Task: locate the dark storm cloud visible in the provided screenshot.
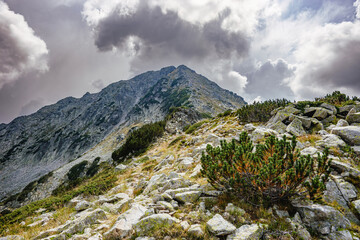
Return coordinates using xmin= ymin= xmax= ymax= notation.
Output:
xmin=245 ymin=59 xmax=295 ymax=100
xmin=308 ymin=40 xmax=360 ymax=93
xmin=94 ymin=1 xmax=249 ymax=60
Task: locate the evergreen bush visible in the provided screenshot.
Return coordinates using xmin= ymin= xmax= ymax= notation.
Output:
xmin=112 ymin=121 xmax=165 ymax=163
xmin=237 ymin=99 xmax=290 ymax=123
xmin=201 ymin=132 xmax=331 ymax=205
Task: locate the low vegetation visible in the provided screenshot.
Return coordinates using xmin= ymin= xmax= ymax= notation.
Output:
xmin=0 ymin=164 xmax=117 ymax=234
xmin=237 ymin=99 xmax=291 ymax=123
xmin=184 ymin=120 xmax=208 ymax=134
xmin=201 ymin=132 xmax=331 ymax=206
xmin=112 ymin=121 xmax=166 ymax=163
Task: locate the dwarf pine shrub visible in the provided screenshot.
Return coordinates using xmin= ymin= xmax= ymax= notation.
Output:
xmin=201 ymin=132 xmax=331 ymax=205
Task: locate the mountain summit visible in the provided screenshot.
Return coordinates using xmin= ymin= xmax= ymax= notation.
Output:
xmin=0 ymin=65 xmax=246 ymax=200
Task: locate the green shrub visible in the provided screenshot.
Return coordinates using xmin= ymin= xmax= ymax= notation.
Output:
xmin=315 ymin=91 xmax=358 ymax=106
xmin=237 ymin=99 xmax=290 ymax=123
xmin=67 ymin=161 xmax=88 ymax=181
xmin=217 ymin=109 xmax=233 ymax=117
xmin=169 ymin=136 xmax=185 ymax=147
xmin=185 ymin=121 xmax=207 ymax=134
xmin=112 ymin=121 xmax=165 ymax=163
xmin=86 ymin=157 xmax=100 ymax=177
xmin=0 ymin=165 xmax=117 ymax=233
xmin=201 ymin=132 xmax=331 ymax=205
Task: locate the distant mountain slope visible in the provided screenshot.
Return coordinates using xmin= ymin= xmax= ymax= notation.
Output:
xmin=0 ymin=65 xmax=246 ymax=200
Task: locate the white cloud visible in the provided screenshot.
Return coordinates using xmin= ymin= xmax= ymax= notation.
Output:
xmin=0 ymin=1 xmax=48 ymax=89
xmin=355 ymin=0 xmax=360 ymax=19
xmin=289 ymin=21 xmax=360 ymax=99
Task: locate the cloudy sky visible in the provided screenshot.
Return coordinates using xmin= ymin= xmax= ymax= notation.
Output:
xmin=0 ymin=0 xmax=360 ymax=123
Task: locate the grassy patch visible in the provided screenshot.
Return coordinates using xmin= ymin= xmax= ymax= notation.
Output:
xmin=0 ymin=164 xmax=117 ymax=234
xmin=185 ymin=120 xmax=208 ymax=134
xmin=168 ymin=135 xmax=185 ymax=147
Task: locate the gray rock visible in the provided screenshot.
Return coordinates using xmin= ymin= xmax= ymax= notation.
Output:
xmin=321 ymin=103 xmax=337 ymax=114
xmin=304 ymin=107 xmax=331 ymax=120
xmin=267 ymin=106 xmax=300 ymax=126
xmin=316 ymin=134 xmax=346 ymax=148
xmin=295 ymin=204 xmax=350 ymax=235
xmin=143 ymin=174 xmax=168 ymax=194
xmin=352 ymin=200 xmax=360 ymax=215
xmin=206 ymin=214 xmax=236 ymax=236
xmin=178 ymin=157 xmax=194 ymax=170
xmin=289 ymin=115 xmax=313 ymax=129
xmin=225 ymin=203 xmax=245 ymax=216
xmin=286 ymin=118 xmax=307 ymax=136
xmin=331 ymin=126 xmax=360 ymax=145
xmin=188 ymin=224 xmax=204 ymax=238
xmin=337 ymin=119 xmax=349 ymax=127
xmin=244 ymin=124 xmax=256 ymax=132
xmin=226 ymin=224 xmax=263 ymax=240
xmin=346 ymin=112 xmax=360 ymax=124
xmin=326 ymin=230 xmax=353 ymax=240
xmin=300 ymin=147 xmax=319 ymax=156
xmin=74 ymin=200 xmax=92 ymax=211
xmin=322 ymin=115 xmax=336 ymax=126
xmin=165 ymin=108 xmax=201 ymax=134
xmin=135 ymin=214 xmax=180 ymax=235
xmin=268 ymin=121 xmax=287 ymax=134
xmin=164 ymin=186 xmax=202 ymax=198
xmin=180 ymin=221 xmax=190 ymax=230
xmin=174 ymin=191 xmax=202 ymax=203
xmin=115 ymin=164 xmax=128 ymax=172
xmin=0 ymin=236 xmax=25 ymax=240
xmin=104 ymin=204 xmax=147 ymax=239
xmin=205 ymin=134 xmax=221 ymax=146
xmin=88 ymin=233 xmax=103 ymax=240
xmin=251 ymin=127 xmax=278 ymax=142
xmin=157 ymin=201 xmax=175 ymax=211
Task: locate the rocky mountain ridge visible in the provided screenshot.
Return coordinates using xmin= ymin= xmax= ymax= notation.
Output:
xmin=0 ymin=65 xmax=246 ymax=201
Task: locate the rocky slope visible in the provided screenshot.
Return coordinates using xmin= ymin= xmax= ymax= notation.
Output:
xmin=0 ymin=65 xmax=246 ymax=201
xmin=2 ymin=100 xmax=360 ymax=240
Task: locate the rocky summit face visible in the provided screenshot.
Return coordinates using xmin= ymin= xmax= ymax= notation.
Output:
xmin=0 ymin=65 xmax=246 ymax=201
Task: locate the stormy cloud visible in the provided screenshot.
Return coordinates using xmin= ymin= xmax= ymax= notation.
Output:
xmin=92 ymin=1 xmax=249 ymax=60
xmin=0 ymin=1 xmax=48 ymax=89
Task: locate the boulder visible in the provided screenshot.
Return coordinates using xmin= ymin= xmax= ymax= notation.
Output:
xmin=164 ymin=186 xmax=202 ymax=198
xmin=300 ymin=147 xmax=319 ymax=156
xmin=268 ymin=121 xmax=287 ymax=134
xmin=165 ymin=108 xmax=201 ymax=134
xmin=75 ymin=200 xmax=92 ymax=211
xmin=251 ymin=127 xmax=278 ymax=142
xmin=295 ymin=204 xmax=350 ymax=235
xmin=104 ymin=204 xmax=147 ymax=239
xmin=115 ymin=164 xmax=127 ymax=172
xmin=135 ymin=214 xmax=180 ymax=235
xmin=322 ymin=115 xmax=336 ymax=126
xmin=225 ymin=203 xmax=245 ymax=216
xmin=243 ymin=124 xmax=256 ymax=132
xmin=326 ymin=230 xmax=353 ymax=240
xmin=286 ymin=118 xmax=306 ymax=136
xmin=206 ymin=214 xmax=236 ymax=236
xmin=226 ymin=224 xmax=263 ymax=240
xmin=339 ymin=105 xmax=355 ymax=116
xmin=346 ymin=112 xmax=360 ymax=124
xmin=331 ymin=126 xmax=360 ymax=145
xmin=321 ymin=103 xmax=337 ymax=114
xmin=316 ymin=134 xmax=346 ymax=148
xmin=188 ymin=224 xmax=204 ymax=238
xmin=336 ymin=119 xmax=349 ymax=127
xmin=174 ymin=191 xmax=202 ymax=203
xmin=0 ymin=236 xmax=25 ymax=240
xmin=178 ymin=157 xmax=194 ymax=170
xmin=267 ymin=106 xmax=300 ymax=126
xmin=289 ymin=115 xmax=313 ymax=129
xmin=304 ymin=107 xmax=331 ymax=120
xmin=352 ymin=200 xmax=360 ymax=215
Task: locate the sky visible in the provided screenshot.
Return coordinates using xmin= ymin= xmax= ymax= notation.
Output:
xmin=0 ymin=0 xmax=360 ymax=123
